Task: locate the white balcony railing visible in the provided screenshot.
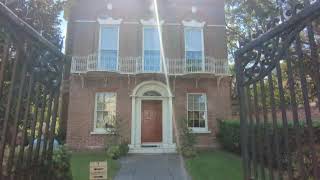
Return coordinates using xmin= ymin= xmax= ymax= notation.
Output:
xmin=71 ymin=54 xmax=229 ymax=75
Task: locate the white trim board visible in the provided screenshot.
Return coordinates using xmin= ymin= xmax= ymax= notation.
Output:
xmin=97 ymin=17 xmax=123 ymax=25
xmin=73 ymin=19 xmax=225 ymax=28
xmin=74 ymin=20 xmax=96 ymax=23
xmin=123 ymin=21 xmax=139 ymax=25
xmin=182 ymin=20 xmax=206 ymax=27
xmin=207 ymin=24 xmax=226 ymax=28
xmin=140 ymin=18 xmax=164 ymax=26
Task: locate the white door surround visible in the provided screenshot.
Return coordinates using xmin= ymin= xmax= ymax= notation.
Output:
xmin=129 ymin=81 xmax=176 ymax=153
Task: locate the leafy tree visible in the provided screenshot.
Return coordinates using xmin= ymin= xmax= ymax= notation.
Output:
xmin=226 ymin=0 xmax=320 ymax=106
xmin=2 ymin=0 xmax=65 ymax=44
xmin=0 ymin=0 xmax=65 ymax=145
xmin=225 ymin=0 xmax=279 ymax=62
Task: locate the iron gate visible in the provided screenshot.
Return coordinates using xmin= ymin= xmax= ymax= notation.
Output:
xmin=0 ymin=2 xmax=69 ymax=180
xmin=236 ymin=0 xmax=320 ymax=180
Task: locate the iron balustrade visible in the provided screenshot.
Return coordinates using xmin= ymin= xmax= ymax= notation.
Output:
xmin=71 ymin=53 xmax=229 ymax=75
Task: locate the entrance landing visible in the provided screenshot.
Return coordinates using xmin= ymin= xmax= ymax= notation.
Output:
xmin=114 ymin=154 xmax=191 ymax=180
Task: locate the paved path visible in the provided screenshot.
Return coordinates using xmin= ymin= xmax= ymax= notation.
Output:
xmin=114 ymin=154 xmax=191 ymax=180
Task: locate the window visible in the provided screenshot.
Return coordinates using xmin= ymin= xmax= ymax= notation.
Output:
xmin=94 ymin=92 xmax=116 ymax=133
xmin=184 ymin=28 xmax=204 ymax=72
xmin=99 ymin=26 xmax=119 ymax=71
xmin=187 ymin=93 xmax=208 ymax=131
xmin=143 ymin=91 xmax=161 ymax=96
xmin=143 ymin=27 xmax=161 ymax=72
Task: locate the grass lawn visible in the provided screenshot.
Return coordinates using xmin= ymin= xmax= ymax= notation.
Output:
xmin=186 ymin=150 xmax=243 ymax=180
xmin=71 ymin=151 xmax=120 ymax=180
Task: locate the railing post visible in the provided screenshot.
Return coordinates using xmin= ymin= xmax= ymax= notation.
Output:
xmin=235 ymin=54 xmax=250 ymax=180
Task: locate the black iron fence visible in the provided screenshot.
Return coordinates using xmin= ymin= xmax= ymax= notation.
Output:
xmin=236 ymin=0 xmax=320 ymax=180
xmin=0 ymin=2 xmax=69 ymax=180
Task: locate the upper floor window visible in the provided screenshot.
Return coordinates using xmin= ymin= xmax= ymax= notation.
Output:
xmin=99 ymin=26 xmax=119 ymax=71
xmin=184 ymin=28 xmax=204 ymax=72
xmin=143 ymin=27 xmax=161 ymax=72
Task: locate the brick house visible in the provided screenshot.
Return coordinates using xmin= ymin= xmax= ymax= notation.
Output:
xmin=66 ymin=0 xmax=231 ymax=153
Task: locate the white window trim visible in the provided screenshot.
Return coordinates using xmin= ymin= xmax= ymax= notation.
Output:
xmin=142 ymin=26 xmax=163 ymax=73
xmin=98 ymin=17 xmax=122 ymax=71
xmin=187 ymin=93 xmax=210 ymax=133
xmin=92 ymin=92 xmax=117 ymax=134
xmin=182 ymin=20 xmax=206 ymax=28
xmin=98 ymin=17 xmax=123 ymax=25
xmin=140 ymin=18 xmax=164 ymax=26
xmin=183 ymin=26 xmax=205 ymax=72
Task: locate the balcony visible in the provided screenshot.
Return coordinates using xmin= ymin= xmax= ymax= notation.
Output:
xmin=71 ymin=54 xmax=229 ymax=75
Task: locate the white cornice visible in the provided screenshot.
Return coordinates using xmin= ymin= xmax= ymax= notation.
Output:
xmin=182 ymin=20 xmax=206 ymax=28
xmin=97 ymin=17 xmax=122 ymax=25
xmin=74 ymin=20 xmax=96 ymax=23
xmin=207 ymin=24 xmax=226 ymax=28
xmin=140 ymin=18 xmax=164 ymax=26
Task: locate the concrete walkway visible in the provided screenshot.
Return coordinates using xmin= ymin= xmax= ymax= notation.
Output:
xmin=114 ymin=154 xmax=191 ymax=180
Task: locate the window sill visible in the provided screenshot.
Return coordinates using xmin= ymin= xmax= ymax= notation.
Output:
xmin=90 ymin=130 xmax=115 ymax=135
xmin=190 ymin=129 xmax=211 ymax=134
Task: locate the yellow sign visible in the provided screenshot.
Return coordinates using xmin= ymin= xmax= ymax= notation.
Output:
xmin=90 ymin=161 xmax=108 ymax=180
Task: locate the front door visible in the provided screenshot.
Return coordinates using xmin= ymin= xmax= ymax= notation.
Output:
xmin=141 ymin=100 xmax=162 ymax=143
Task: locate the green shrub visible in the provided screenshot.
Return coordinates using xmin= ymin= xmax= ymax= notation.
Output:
xmin=107 ymin=145 xmax=121 ymax=160
xmin=180 ymin=146 xmax=197 ymax=158
xmin=217 ymin=120 xmax=241 ymax=153
xmin=50 ymin=146 xmax=73 ymax=180
xmin=291 ymin=145 xmax=320 ymax=180
xmin=119 ymin=142 xmax=129 ymax=157
xmin=217 ymin=119 xmax=320 ymax=179
xmin=104 ymin=113 xmax=130 ymax=159
xmin=179 ymin=118 xmax=197 ymax=158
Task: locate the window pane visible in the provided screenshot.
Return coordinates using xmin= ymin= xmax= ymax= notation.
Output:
xmin=194 ymin=120 xmax=200 ymax=128
xmin=101 ymin=26 xmax=118 ymax=50
xmin=188 ymin=95 xmax=194 ymax=110
xmin=200 ymin=120 xmax=205 ymax=128
xmin=187 ymin=94 xmax=207 ymax=128
xmin=194 ymin=97 xmax=201 ymax=111
xmin=144 ymin=28 xmax=160 ymax=50
xmin=144 ymin=27 xmax=160 ymax=72
xmin=143 ymin=91 xmax=161 ymax=96
xmin=96 ymin=111 xmax=105 ymax=129
xmin=105 ymin=112 xmax=116 ymax=128
xmin=95 ymin=93 xmax=116 ymax=130
xmin=144 ymin=50 xmax=160 ymax=72
xmin=100 ymin=50 xmax=117 ymax=70
xmin=188 ymin=94 xmax=206 ymax=111
xmin=199 ymin=95 xmax=206 ymax=111
xmin=185 ymin=28 xmax=203 ymax=72
xmin=186 ymin=51 xmax=202 ymax=72
xmin=185 ymin=28 xmax=202 ymax=51
xmin=104 ymin=93 xmax=116 ymax=112
xmin=199 ymin=111 xmax=206 ymax=121
xmin=194 ymin=111 xmax=200 ymax=121
xmin=97 ymin=93 xmax=105 ymax=111
xmin=186 ymin=51 xmax=202 ymax=61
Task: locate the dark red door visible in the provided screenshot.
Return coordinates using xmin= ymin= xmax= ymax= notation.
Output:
xmin=141 ymin=100 xmax=162 ymax=143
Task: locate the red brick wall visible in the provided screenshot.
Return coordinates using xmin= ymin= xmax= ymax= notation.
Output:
xmin=66 ymin=74 xmax=232 ymax=150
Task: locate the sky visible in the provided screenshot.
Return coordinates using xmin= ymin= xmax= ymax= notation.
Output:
xmin=59 ymin=11 xmax=67 ymax=53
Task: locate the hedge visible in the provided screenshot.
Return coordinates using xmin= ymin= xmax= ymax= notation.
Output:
xmin=217 ymin=119 xmax=320 ymax=178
